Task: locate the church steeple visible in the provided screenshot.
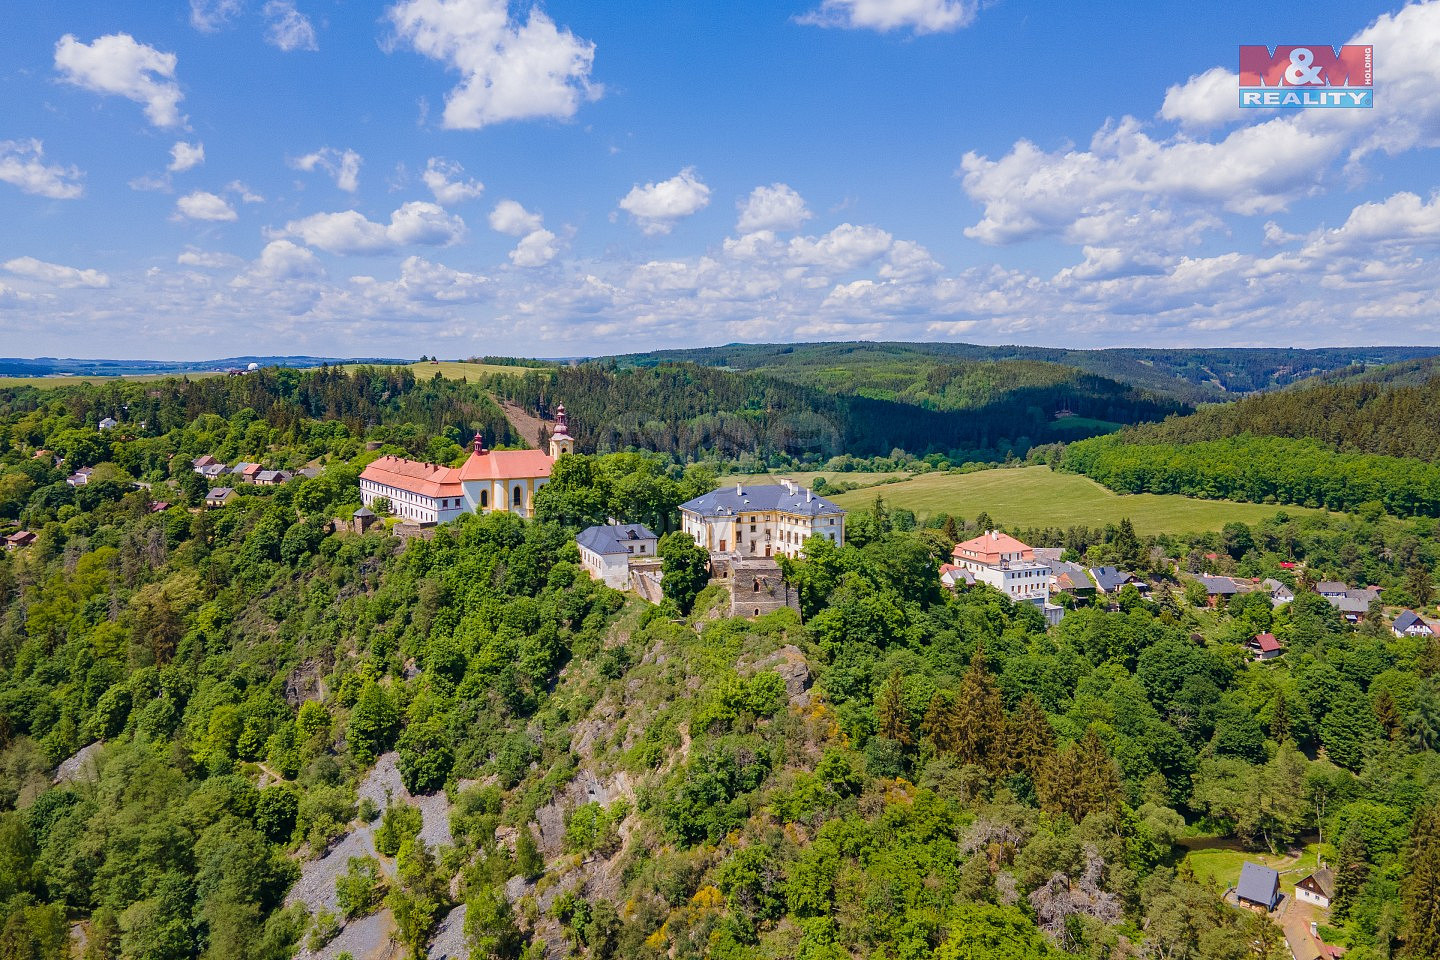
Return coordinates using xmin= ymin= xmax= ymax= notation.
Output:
xmin=472 ymin=432 xmax=486 ymax=455
xmin=548 ymin=403 xmax=573 ymax=458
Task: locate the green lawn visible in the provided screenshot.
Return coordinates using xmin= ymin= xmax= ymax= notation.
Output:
xmin=337 ymin=360 xmax=545 ymax=381
xmin=0 ymin=371 xmax=230 ymax=389
xmin=830 ymin=465 xmax=1333 ymax=535
xmin=729 ymin=470 xmax=909 ymax=490
xmin=1183 ymin=844 xmax=1321 ymax=896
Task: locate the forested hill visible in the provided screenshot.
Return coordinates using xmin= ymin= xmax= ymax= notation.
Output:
xmin=1117 ymin=373 xmax=1440 ymax=461
xmin=485 ymin=361 xmax=1186 ymax=461
xmin=612 ymin=341 xmax=1440 ymax=404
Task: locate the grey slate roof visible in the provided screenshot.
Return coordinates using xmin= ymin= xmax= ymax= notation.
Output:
xmin=1090 ymin=566 xmax=1136 ymax=593
xmin=1033 ymin=547 xmax=1064 ymax=563
xmin=206 ymin=487 xmax=234 ymax=499
xmin=576 ymin=523 xmax=659 ymax=556
xmin=680 ymin=483 xmax=843 ymax=518
xmin=353 ymin=506 xmax=375 ymax=518
xmin=1316 ymin=581 xmax=1348 ymax=595
xmin=1197 ymin=575 xmax=1240 ymax=595
xmin=1236 ymin=862 xmax=1280 ymax=909
xmin=1394 ymin=610 xmax=1428 ymax=632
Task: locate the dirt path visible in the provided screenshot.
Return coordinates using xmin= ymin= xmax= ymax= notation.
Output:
xmin=495 ymin=398 xmax=547 ymax=449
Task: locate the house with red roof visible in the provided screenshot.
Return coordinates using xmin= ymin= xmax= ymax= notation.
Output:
xmin=357 ymin=404 xmax=574 ymax=525
xmin=1247 ymin=632 xmax=1283 ymax=661
xmin=949 ymin=530 xmax=1053 ymax=608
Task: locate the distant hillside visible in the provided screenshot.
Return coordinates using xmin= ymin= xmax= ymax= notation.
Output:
xmin=485 ymin=361 xmax=1186 ymax=460
xmin=613 ymin=341 xmax=1440 ymax=404
xmin=0 ymin=355 xmax=406 ymax=378
xmin=1119 ymin=373 xmax=1440 ymax=461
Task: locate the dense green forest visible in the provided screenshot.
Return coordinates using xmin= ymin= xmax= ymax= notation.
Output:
xmin=2 ymin=364 xmax=1440 ymax=959
xmin=614 ymin=341 xmax=1440 ymax=404
xmin=1060 ymin=435 xmax=1440 ymax=518
xmin=1117 ymin=375 xmax=1440 ymax=461
xmin=485 ymin=362 xmax=1183 ymax=463
xmin=1060 ymin=371 xmax=1440 ymax=516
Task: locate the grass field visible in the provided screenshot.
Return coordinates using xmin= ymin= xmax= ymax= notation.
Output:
xmin=0 ymin=371 xmax=230 ymax=389
xmin=337 ymin=360 xmax=544 ymax=381
xmin=729 ymin=470 xmax=910 ymax=490
xmin=1183 ymin=843 xmax=1321 ymax=896
xmin=830 ymin=465 xmax=1332 ymax=534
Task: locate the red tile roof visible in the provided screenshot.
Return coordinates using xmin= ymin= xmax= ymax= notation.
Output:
xmin=457 ymin=448 xmax=554 ymax=482
xmin=360 ymin=456 xmax=463 ymax=499
xmin=951 ymin=530 xmax=1033 ymax=565
xmin=1252 ymin=632 xmax=1281 ymax=652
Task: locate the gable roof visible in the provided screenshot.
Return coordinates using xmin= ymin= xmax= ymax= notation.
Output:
xmin=1250 ymin=633 xmax=1281 ymax=652
xmin=1197 ymin=575 xmax=1240 ymax=594
xmin=1236 ymin=862 xmax=1280 ymax=907
xmin=1298 ymin=867 xmax=1335 ymax=900
xmin=1394 ymin=610 xmax=1430 ymax=633
xmin=1089 ymin=566 xmax=1137 ymax=592
xmin=457 ymin=447 xmax=554 ymax=482
xmin=576 ymin=523 xmax=659 ymax=556
xmin=1316 ymin=581 xmax=1348 ymax=594
xmin=360 ymin=456 xmax=463 ymax=499
xmin=680 ymin=483 xmax=844 ymax=519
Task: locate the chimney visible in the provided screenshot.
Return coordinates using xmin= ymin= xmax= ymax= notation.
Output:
xmin=806 ymin=489 xmax=812 ymax=503
xmin=736 ymin=481 xmax=742 ymax=495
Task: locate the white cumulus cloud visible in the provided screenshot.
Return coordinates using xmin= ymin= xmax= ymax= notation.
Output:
xmin=1160 ymin=66 xmax=1251 ymax=130
xmin=4 ymin=256 xmax=110 ymax=288
xmin=351 ymin=255 xmax=490 ymax=304
xmin=788 ymin=223 xmax=894 ymax=273
xmin=386 ymin=0 xmax=601 ymax=130
xmin=232 ymin=239 xmax=325 ymax=288
xmin=619 ymin=167 xmax=711 ymax=235
xmin=737 ymin=183 xmax=812 ymax=233
xmin=510 ymin=228 xmax=558 ymax=267
xmin=423 ymin=157 xmax=484 ymax=205
xmin=169 ymin=141 xmax=205 ymax=172
xmin=176 ymin=191 xmax=238 ymax=221
xmin=0 ymin=140 xmax=83 ymax=199
xmin=281 ymin=202 xmax=466 ymax=255
xmin=290 ymin=147 xmax=362 ymax=192
xmin=488 ymin=199 xmax=543 ymax=235
xmin=263 ymin=1 xmax=319 ymax=51
xmin=54 ymin=33 xmax=184 ymax=128
xmin=798 ymin=0 xmax=979 ymax=34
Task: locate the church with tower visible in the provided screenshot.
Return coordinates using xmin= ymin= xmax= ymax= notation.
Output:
xmin=358 ymin=404 xmax=574 ymax=524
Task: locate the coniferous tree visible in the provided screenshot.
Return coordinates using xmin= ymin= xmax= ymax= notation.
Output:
xmin=953 ymin=648 xmax=1006 ymax=772
xmin=1331 ymin=832 xmax=1368 ymax=921
xmin=1007 ymin=693 xmax=1056 ymax=778
xmin=876 ymin=670 xmax=914 ymax=747
xmin=1403 ymin=804 xmax=1440 ymax=958
xmin=921 ymin=690 xmax=961 ymax=754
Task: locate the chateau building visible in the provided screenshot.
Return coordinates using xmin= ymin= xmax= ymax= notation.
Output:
xmin=679 ymin=479 xmax=844 ymax=559
xmin=358 ymin=404 xmax=574 ymax=524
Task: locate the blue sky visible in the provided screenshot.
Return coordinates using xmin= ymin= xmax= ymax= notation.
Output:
xmin=2 ymin=0 xmax=1439 ymax=359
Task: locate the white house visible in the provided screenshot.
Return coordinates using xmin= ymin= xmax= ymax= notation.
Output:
xmin=358 ymin=405 xmax=574 ymax=525
xmin=576 ymin=523 xmax=659 ymax=589
xmin=679 ymin=480 xmax=844 ymax=559
xmin=1393 ymin=610 xmax=1435 ymax=638
xmin=1295 ymin=867 xmax=1335 ymax=909
xmin=950 ymin=530 xmax=1053 ymax=608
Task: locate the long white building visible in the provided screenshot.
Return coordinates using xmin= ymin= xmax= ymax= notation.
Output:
xmin=357 ymin=405 xmax=574 ymax=524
